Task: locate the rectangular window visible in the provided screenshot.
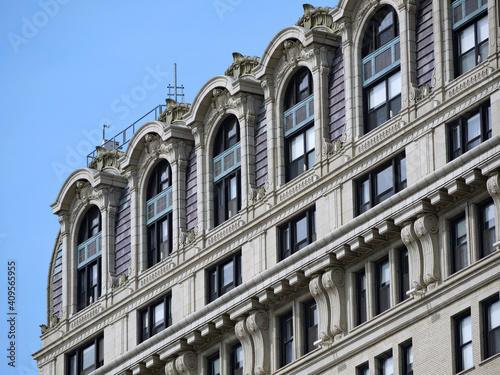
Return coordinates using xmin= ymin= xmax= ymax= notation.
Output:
xmin=377 ymin=351 xmax=394 ymax=375
xmin=66 ymin=334 xmax=104 ymax=375
xmin=479 ymin=198 xmax=496 ymax=258
xmin=450 ymin=214 xmax=468 ymax=274
xmin=214 ymin=170 xmax=241 ymax=227
xmin=138 ymin=293 xmax=172 ymax=343
xmin=357 ymin=362 xmax=370 ymax=375
xmin=401 ymin=341 xmax=413 ymax=375
xmin=452 ymin=0 xmax=488 ymax=77
xmin=449 ymin=101 xmax=491 ymax=160
xmin=455 ymin=311 xmax=473 ymax=373
xmin=483 ymin=294 xmax=500 ymax=359
xmin=376 ymin=257 xmax=391 ymax=315
xmin=77 ymin=258 xmax=101 ymax=311
xmin=398 ymin=247 xmax=410 ymax=303
xmin=286 ymin=125 xmax=315 ymax=182
xmin=357 ymin=269 xmax=367 ymax=325
xmin=280 ymin=311 xmax=294 ymax=367
xmin=356 ymin=153 xmax=407 ymax=215
xmin=208 ymin=352 xmax=220 ymax=375
xmin=303 ymin=299 xmax=318 ymax=354
xmin=206 ymin=252 xmax=242 ymax=303
xmin=230 ymin=342 xmax=243 ymax=375
xmin=147 ymin=213 xmax=172 ymax=268
xmin=278 ymin=206 xmax=316 ymax=260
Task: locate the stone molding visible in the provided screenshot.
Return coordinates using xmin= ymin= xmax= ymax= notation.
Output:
xmin=158 ymin=99 xmax=191 ymax=124
xmin=275 ymin=40 xmax=316 ymax=89
xmin=207 ymin=219 xmax=245 ymax=247
xmin=278 ymin=173 xmax=319 ymax=202
xmin=88 ymin=147 xmax=124 ymax=172
xmin=447 ymin=64 xmax=493 ymax=98
xmin=295 ymin=4 xmax=337 ymax=34
xmin=414 ymin=214 xmax=440 ymax=289
xmin=401 ymin=221 xmax=424 ymax=295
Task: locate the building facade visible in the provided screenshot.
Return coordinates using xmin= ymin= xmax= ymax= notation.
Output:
xmin=33 ymin=1 xmax=500 ymax=374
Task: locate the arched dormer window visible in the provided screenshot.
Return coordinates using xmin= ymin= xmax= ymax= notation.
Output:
xmin=362 ymin=6 xmax=401 ymax=133
xmin=284 ymin=67 xmax=315 ymax=182
xmin=77 ymin=205 xmax=102 ymax=311
xmin=213 ymin=115 xmax=241 ymax=227
xmin=146 ymin=159 xmax=173 ymax=268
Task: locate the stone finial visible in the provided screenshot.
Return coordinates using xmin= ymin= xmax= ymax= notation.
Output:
xmin=88 ymin=146 xmax=124 ymax=172
xmin=158 ymin=99 xmax=191 ymax=124
xmin=296 ymin=4 xmax=337 ymax=33
xmin=225 ymin=52 xmax=260 ymax=79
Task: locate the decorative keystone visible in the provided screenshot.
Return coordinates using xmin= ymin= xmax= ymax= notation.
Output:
xmin=296 ymin=4 xmax=337 ymax=33
xmin=88 ymin=146 xmax=124 ymax=172
xmin=225 ymin=52 xmax=260 ymax=79
xmin=158 ymin=99 xmax=191 ymax=124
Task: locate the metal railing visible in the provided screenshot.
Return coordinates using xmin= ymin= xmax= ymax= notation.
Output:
xmin=86 ymin=104 xmax=168 ymax=166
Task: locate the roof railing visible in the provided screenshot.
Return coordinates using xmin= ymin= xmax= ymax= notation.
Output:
xmin=86 ymin=104 xmax=168 ymax=166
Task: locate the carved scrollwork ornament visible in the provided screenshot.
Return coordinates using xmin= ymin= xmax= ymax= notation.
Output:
xmin=175 ymin=351 xmax=197 ymax=374
xmin=247 ymin=310 xmax=269 ymax=332
xmin=487 ymin=172 xmax=500 ymax=197
xmin=165 ymin=359 xmax=179 ymax=375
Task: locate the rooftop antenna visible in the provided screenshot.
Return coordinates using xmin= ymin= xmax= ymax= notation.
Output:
xmin=102 ymin=124 xmax=110 ymax=143
xmin=166 ymin=63 xmax=185 ymax=103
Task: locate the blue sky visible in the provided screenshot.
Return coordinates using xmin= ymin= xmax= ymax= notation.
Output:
xmin=0 ymin=1 xmax=337 ymax=373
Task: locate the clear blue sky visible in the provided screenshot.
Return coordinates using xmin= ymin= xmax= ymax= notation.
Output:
xmin=0 ymin=1 xmax=337 ymax=373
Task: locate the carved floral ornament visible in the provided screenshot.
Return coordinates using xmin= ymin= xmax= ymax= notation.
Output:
xmin=88 ymin=146 xmax=124 ymax=172
xmin=295 ymin=4 xmax=339 ymax=34
xmin=158 ymin=99 xmax=191 ymax=124
xmin=276 ymin=40 xmax=316 ymax=88
xmin=225 ymin=52 xmax=261 ymax=79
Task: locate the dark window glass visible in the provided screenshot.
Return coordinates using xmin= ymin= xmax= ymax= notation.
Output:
xmin=376 ymin=257 xmax=391 ymax=315
xmin=280 ymin=311 xmax=294 ymax=367
xmin=77 ymin=258 xmax=101 ymax=311
xmin=362 ymin=6 xmax=400 ymax=133
xmin=147 ymin=160 xmax=173 ymax=268
xmin=449 ymin=101 xmax=491 ymax=160
xmin=483 ymin=294 xmax=500 ymax=359
xmin=377 ymin=352 xmax=393 ymax=375
xmin=285 ymin=68 xmax=313 ymax=110
xmin=66 ymin=335 xmax=103 ymax=375
xmin=279 ymin=206 xmax=316 ymax=260
xmin=356 ymin=153 xmax=406 ymax=215
xmin=284 ymin=68 xmax=314 ymax=182
xmin=479 ymin=198 xmax=496 ymax=258
xmin=399 ymin=247 xmax=410 ymax=302
xmin=362 ymin=6 xmax=398 ymax=56
xmin=206 ymin=252 xmax=242 ymax=303
xmin=304 ymin=299 xmax=318 ymax=354
xmin=455 ymin=311 xmax=473 ymax=372
xmin=357 ymin=269 xmax=367 ymax=325
xmin=138 ymin=293 xmax=172 ymax=343
xmin=453 ymin=0 xmax=488 ymax=77
xmin=401 ymin=341 xmax=413 ymax=375
xmin=230 ymin=342 xmax=243 ymax=375
xmin=357 ymin=362 xmax=370 ymax=375
xmin=208 ymin=352 xmax=220 ymax=375
xmin=78 ymin=206 xmax=101 ymax=244
xmin=213 ymin=116 xmax=241 ymax=226
xmin=451 ymin=214 xmax=468 ymax=274
xmin=147 ymin=159 xmax=171 ymax=200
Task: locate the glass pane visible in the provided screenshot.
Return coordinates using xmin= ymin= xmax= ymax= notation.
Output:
xmin=212 ymin=357 xmax=220 ymax=375
xmin=454 ymin=3 xmax=463 ymax=24
xmin=466 ymin=113 xmax=481 ymax=141
xmin=360 ymin=180 xmax=370 ymax=205
xmin=295 ymin=216 xmax=308 ymax=246
xmin=388 ymin=71 xmax=401 ymax=99
xmin=235 ymin=345 xmax=243 ymax=368
xmin=222 ymin=262 xmax=234 ymax=287
xmin=462 ymin=342 xmax=473 ymax=370
xmin=465 ymin=0 xmax=479 ymax=17
xmin=285 ymin=113 xmax=294 ymax=132
xmin=369 ymin=81 xmax=386 ymax=109
xmin=154 ymin=302 xmax=165 ymax=327
xmin=296 ymin=104 xmax=307 ymax=124
xmin=399 ymin=156 xmax=407 ymax=184
xmin=290 ymin=135 xmax=304 ymax=161
xmin=479 ymin=41 xmax=489 ymax=64
xmin=376 ymin=165 xmax=393 ymax=196
xmin=91 ymin=263 xmax=98 ymax=287
xmin=364 ymin=60 xmax=373 ymax=81
xmin=460 ymin=24 xmax=475 ymax=53
xmin=161 ymin=219 xmax=169 ymax=243
xmin=381 ymin=261 xmax=390 ymax=284
xmin=82 ymin=344 xmax=96 ymax=371
xmin=374 ymin=48 xmax=393 ymax=75
xmin=460 ymin=315 xmax=472 ymax=343
xmin=484 ymin=203 xmax=495 ymax=229
xmin=383 ymin=356 xmax=393 ymax=375
xmin=456 ymin=218 xmax=467 ymax=245
xmin=489 ymin=300 xmax=500 ymax=329
xmin=478 ymin=16 xmax=488 ymax=42
xmin=461 ymin=50 xmax=476 ymax=74
xmin=230 ymin=176 xmax=237 ymax=200
xmin=306 ymin=127 xmax=314 ymax=152
xmin=407 ymin=345 xmax=413 ymax=370
xmin=68 ymin=354 xmax=77 ymax=375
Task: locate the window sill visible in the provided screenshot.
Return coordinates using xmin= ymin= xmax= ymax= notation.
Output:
xmin=455 ymin=365 xmax=475 ymax=375
xmin=478 ymin=351 xmax=500 ymax=367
